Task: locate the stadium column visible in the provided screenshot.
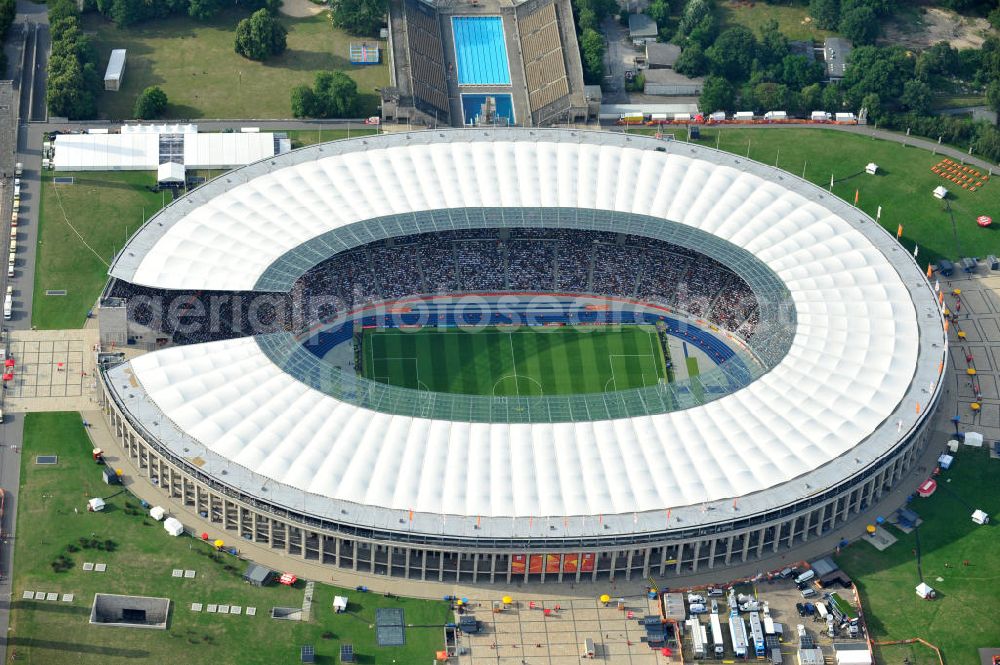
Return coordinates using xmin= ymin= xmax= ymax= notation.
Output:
xmin=624 ymin=549 xmax=634 ymax=580
xmin=402 ymin=545 xmax=410 ymax=579
xmin=421 ymin=549 xmax=428 ymax=581
xmin=724 ymin=534 xmax=735 ymax=565
xmin=756 ymin=527 xmax=766 ymax=559
xmin=801 ymin=510 xmax=813 ymax=543
xmin=489 ymin=554 xmax=497 ymax=584
xmin=641 ymin=546 xmax=652 ymax=578
xmin=707 ymin=539 xmax=717 ymax=569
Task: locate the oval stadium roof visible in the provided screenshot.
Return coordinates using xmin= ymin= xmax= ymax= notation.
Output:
xmin=107 ymin=129 xmax=945 ymax=535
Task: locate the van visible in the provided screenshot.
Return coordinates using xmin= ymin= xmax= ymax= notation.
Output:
xmin=689 ymin=603 xmax=707 ymax=614
xmin=778 ymin=567 xmax=794 ymax=579
xmin=707 ymin=588 xmax=724 ymax=597
xmin=688 ymin=594 xmax=705 ymax=604
xmin=800 ymin=587 xmax=817 ymax=598
xmin=6 ymin=262 xmax=13 ymax=278
xmin=794 ymin=570 xmax=815 ymax=585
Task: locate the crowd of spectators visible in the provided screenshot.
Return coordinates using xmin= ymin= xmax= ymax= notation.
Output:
xmin=293 ymin=228 xmax=760 ymax=337
xmin=109 ymin=228 xmax=762 ymax=347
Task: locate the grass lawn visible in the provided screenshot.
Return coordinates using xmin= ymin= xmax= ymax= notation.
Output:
xmin=86 ymin=10 xmax=388 ymax=120
xmin=666 ymin=127 xmax=1000 ymax=266
xmin=33 ymin=171 xmax=165 ymax=329
xmin=360 ymin=325 xmax=668 ymax=396
xmin=9 ymin=412 xmax=452 ymax=665
xmin=718 ymin=0 xmax=834 ymax=42
xmin=278 ymin=127 xmax=379 ymax=148
xmin=834 ymin=448 xmax=1000 ymax=665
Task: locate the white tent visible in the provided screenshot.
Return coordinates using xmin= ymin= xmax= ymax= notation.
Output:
xmin=149 ymin=505 xmax=166 ymax=521
xmin=157 ymin=162 xmax=184 ymax=184
xmin=947 ymin=439 xmax=960 ymax=453
xmin=915 ymin=582 xmax=935 ymax=599
xmin=937 ymin=454 xmax=953 ymax=469
xmin=964 ymin=432 xmax=983 ymax=447
xmin=88 ymin=497 xmax=106 ymax=512
xmin=933 ymin=185 xmax=948 ymax=199
xmin=163 ymin=517 xmax=184 ymax=536
xmin=333 ymin=596 xmax=348 ymax=613
xmin=865 ymin=163 xmax=878 ymax=175
xmin=971 ymin=509 xmax=989 ymax=525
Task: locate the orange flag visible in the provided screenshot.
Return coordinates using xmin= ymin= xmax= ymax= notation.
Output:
xmin=854 ymin=189 xmax=860 ymax=206
xmin=926 ymin=263 xmax=933 ymax=278
xmin=897 ymin=224 xmax=903 ymax=239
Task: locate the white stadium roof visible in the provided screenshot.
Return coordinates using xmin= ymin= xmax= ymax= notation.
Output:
xmin=108 ymin=129 xmax=944 ymax=535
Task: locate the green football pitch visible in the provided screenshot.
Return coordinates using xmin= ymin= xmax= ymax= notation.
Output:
xmin=359 ymin=325 xmax=669 ymax=396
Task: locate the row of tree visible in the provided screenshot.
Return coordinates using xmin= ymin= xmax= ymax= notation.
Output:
xmin=572 ymin=0 xmax=617 ymax=83
xmin=89 ymin=0 xmax=282 ymax=28
xmin=0 ymin=0 xmax=16 ymax=75
xmin=47 ymin=0 xmax=102 ymax=120
xmin=330 ymin=0 xmax=388 ymax=37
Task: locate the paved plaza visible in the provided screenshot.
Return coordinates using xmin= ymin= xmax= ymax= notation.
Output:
xmin=458 ymin=596 xmax=663 ymax=665
xmin=2 ymin=328 xmax=100 ymax=411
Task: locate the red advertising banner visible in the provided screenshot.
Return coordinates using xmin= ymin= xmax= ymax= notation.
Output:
xmin=562 ymin=553 xmax=579 ymax=573
xmin=512 ymin=554 xmax=526 ymax=575
xmin=581 ymin=552 xmax=596 ymax=573
xmin=528 ymin=555 xmax=544 ymax=574
xmin=545 ymin=554 xmax=561 ymax=573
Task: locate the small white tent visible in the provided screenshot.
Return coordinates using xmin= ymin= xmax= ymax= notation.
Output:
xmin=915 ymin=582 xmax=935 ymax=599
xmin=865 ymin=163 xmax=878 ymax=175
xmin=933 ymin=185 xmax=948 ymax=199
xmin=88 ymin=497 xmax=106 ymax=512
xmin=333 ymin=596 xmax=348 ymax=613
xmin=149 ymin=505 xmax=166 ymax=521
xmin=163 ymin=517 xmax=184 ymax=536
xmin=157 ymin=161 xmax=185 ymax=184
xmin=964 ymin=431 xmax=983 ymax=447
xmin=971 ymin=509 xmax=989 ymax=525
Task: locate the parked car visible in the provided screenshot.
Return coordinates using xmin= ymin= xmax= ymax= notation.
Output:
xmin=796 ymin=603 xmax=806 ymax=617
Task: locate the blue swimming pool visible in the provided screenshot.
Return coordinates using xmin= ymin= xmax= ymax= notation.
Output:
xmin=461 ymin=94 xmax=515 ymax=125
xmin=452 ymin=16 xmax=511 ymax=86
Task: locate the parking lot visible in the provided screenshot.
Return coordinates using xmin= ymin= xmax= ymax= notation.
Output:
xmin=675 ymin=573 xmax=869 ymax=661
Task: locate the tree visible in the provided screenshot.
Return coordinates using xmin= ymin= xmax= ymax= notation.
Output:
xmin=646 ymin=0 xmax=671 ymax=29
xmin=838 ymin=6 xmax=878 ymax=45
xmin=841 ymin=45 xmax=914 ymax=108
xmin=972 ymin=123 xmax=1000 ymax=161
xmin=900 ymin=79 xmax=932 ymax=115
xmin=799 ymin=83 xmax=822 ymax=113
xmin=705 ymin=26 xmax=757 ymax=81
xmin=674 ymin=43 xmax=708 ymax=76
xmin=757 ymin=19 xmax=789 ymax=68
xmin=134 ymin=86 xmax=168 ymax=119
xmin=860 ymin=92 xmax=881 ymax=121
xmin=330 ymin=0 xmax=387 ymax=37
xmin=235 ymin=9 xmax=288 ymax=61
xmin=781 ymin=54 xmax=824 ymax=89
xmin=987 ymin=80 xmax=1000 ymax=127
xmin=290 ymin=85 xmax=317 ymax=118
xmin=314 ymin=71 xmax=358 ymax=117
xmin=686 ymin=13 xmax=719 ymax=48
xmin=579 ymin=28 xmax=605 ymax=84
xmin=677 ymin=0 xmax=715 ymax=37
xmin=189 ymin=0 xmax=223 ymax=20
xmin=698 ymin=75 xmax=735 ymax=114
xmin=821 ymin=82 xmax=843 ymax=111
xmin=290 ymin=71 xmax=358 ymax=118
xmin=916 ymin=41 xmax=960 ymax=80
xmin=809 ymin=0 xmax=840 ymax=29
xmin=753 ymin=82 xmax=791 ymax=112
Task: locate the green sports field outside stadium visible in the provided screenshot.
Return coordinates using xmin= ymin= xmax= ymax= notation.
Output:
xmin=359 ymin=325 xmax=671 ymax=396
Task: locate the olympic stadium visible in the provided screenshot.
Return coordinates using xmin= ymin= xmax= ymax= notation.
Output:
xmin=96 ymin=129 xmax=946 ymax=584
